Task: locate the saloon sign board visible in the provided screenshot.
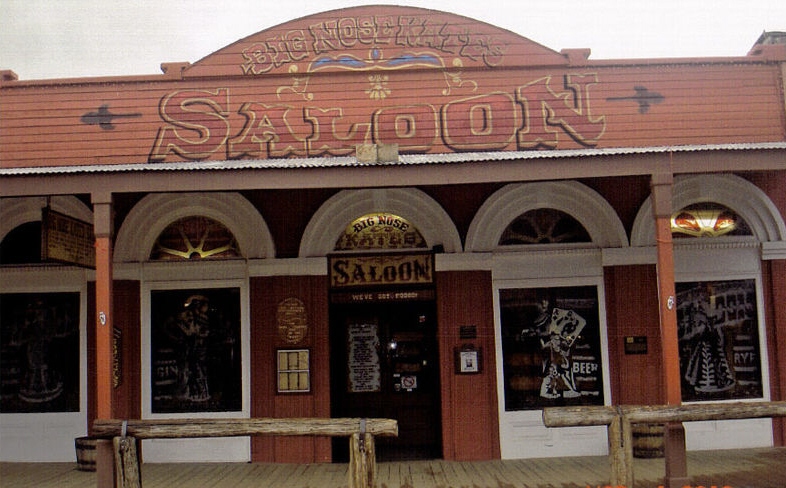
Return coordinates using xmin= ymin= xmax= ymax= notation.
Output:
xmin=1 ymin=5 xmax=782 ymax=169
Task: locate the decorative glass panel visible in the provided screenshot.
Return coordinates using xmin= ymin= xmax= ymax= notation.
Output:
xmin=0 ymin=292 xmax=80 ymax=413
xmin=150 ymin=288 xmax=242 ymax=413
xmin=671 ymin=203 xmax=751 ymax=238
xmin=335 ymin=213 xmax=427 ymax=251
xmin=499 ymin=208 xmax=591 ymax=245
xmin=677 ymin=279 xmax=763 ymax=401
xmin=499 ymin=286 xmax=605 ymax=411
xmin=150 ymin=216 xmax=240 ymax=260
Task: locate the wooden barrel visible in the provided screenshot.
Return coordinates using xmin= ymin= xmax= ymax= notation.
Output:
xmin=631 ymin=423 xmax=664 ymax=458
xmin=75 ymin=437 xmax=97 ymax=471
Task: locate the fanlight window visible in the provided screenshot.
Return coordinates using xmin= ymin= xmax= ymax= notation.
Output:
xmin=499 ymin=208 xmax=591 ymax=245
xmin=150 ymin=216 xmax=240 ymax=260
xmin=334 ymin=213 xmax=427 ymax=251
xmin=0 ymin=221 xmax=42 ymax=264
xmin=671 ymin=203 xmax=751 ymax=238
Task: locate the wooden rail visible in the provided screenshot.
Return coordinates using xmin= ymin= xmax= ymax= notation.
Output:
xmin=92 ymin=418 xmax=398 ymax=488
xmin=543 ymin=401 xmax=786 ymax=487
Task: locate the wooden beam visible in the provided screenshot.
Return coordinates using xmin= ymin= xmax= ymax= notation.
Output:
xmin=92 ymin=418 xmax=399 ymax=439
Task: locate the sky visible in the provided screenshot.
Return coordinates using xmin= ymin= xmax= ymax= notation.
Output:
xmin=1 ymin=0 xmax=785 ymax=80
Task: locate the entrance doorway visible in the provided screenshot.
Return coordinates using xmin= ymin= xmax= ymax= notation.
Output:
xmin=330 ymin=294 xmax=442 ymax=461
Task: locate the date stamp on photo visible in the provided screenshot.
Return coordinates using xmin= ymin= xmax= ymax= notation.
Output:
xmin=587 ymin=485 xmax=733 ymax=488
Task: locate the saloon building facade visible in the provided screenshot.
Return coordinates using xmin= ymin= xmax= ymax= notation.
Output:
xmin=1 ymin=6 xmax=785 ymax=464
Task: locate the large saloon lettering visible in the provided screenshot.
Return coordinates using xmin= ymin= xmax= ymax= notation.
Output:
xmin=149 ymin=74 xmax=606 ymax=162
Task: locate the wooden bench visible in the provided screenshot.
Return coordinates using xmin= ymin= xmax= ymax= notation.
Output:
xmin=92 ymin=417 xmax=398 ymax=488
xmin=542 ymin=400 xmax=786 ymax=487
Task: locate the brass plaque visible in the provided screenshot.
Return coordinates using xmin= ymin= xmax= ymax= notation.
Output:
xmin=277 ymin=297 xmax=308 ymax=344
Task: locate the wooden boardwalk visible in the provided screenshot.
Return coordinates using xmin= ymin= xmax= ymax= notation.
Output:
xmin=2 ymin=447 xmax=785 ymax=488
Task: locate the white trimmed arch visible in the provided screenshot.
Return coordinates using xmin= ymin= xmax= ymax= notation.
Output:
xmin=299 ymin=188 xmax=462 ymax=257
xmin=114 ymin=192 xmax=274 ymax=262
xmin=0 ymin=196 xmax=92 ymax=240
xmin=465 ymin=181 xmax=628 ymax=252
xmin=631 ymin=174 xmax=786 ymax=246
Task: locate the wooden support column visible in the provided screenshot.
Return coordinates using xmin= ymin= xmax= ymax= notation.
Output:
xmin=650 ymin=168 xmax=689 ymax=488
xmin=92 ymin=193 xmax=114 ymax=488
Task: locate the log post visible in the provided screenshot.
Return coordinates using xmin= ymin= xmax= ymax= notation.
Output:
xmin=113 ymin=436 xmax=141 ymax=488
xmin=349 ymin=432 xmax=376 ymax=488
xmin=607 ymin=414 xmax=633 ymax=487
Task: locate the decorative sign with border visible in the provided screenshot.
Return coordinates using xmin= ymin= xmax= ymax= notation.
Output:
xmin=329 ymin=252 xmax=434 ymax=289
xmin=41 ymin=207 xmax=95 ymax=268
xmin=276 ymin=297 xmax=309 ymax=345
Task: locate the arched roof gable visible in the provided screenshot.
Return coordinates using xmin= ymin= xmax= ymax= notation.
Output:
xmin=183 ymin=5 xmax=569 ymax=78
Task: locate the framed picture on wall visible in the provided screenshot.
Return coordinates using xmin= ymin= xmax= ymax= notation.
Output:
xmin=277 ymin=349 xmax=310 ymax=393
xmin=150 ymin=287 xmax=242 ymax=413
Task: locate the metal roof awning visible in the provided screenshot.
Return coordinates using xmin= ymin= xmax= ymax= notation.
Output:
xmin=1 ymin=142 xmax=784 ymax=198
xmin=2 ymin=142 xmax=785 ymax=177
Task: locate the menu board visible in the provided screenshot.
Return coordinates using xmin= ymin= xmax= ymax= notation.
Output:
xmin=347 ymin=323 xmax=381 ymax=392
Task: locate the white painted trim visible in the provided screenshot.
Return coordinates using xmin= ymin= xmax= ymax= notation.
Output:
xmin=631 ymin=174 xmax=786 ymax=246
xmin=140 ymin=279 xmax=251 ymax=462
xmin=466 ymin=181 xmax=629 ymax=252
xmin=0 ymin=271 xmax=89 ymax=462
xmin=114 ymin=192 xmax=274 ymax=262
xmin=492 ymin=274 xmax=613 ymax=459
xmin=0 ymin=196 xmax=92 ymax=241
xmin=762 ymin=241 xmax=786 ymax=260
xmin=298 ymin=188 xmax=462 ymax=256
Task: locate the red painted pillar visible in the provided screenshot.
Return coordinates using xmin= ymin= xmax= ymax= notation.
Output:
xmin=92 ymin=193 xmax=114 ymax=488
xmin=651 ymin=169 xmax=689 ymax=488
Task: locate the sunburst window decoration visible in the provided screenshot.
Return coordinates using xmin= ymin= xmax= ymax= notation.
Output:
xmin=671 ymin=203 xmax=751 ymax=238
xmin=334 ymin=213 xmax=427 ymax=251
xmin=498 ymin=208 xmax=591 ymax=245
xmin=150 ymin=216 xmax=241 ymax=260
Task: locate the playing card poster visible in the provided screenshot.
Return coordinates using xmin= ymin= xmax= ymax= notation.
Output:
xmin=499 ymin=286 xmax=604 ymax=411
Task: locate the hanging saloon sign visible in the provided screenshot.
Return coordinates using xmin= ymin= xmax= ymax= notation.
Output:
xmin=329 ymin=253 xmax=434 ymax=289
xmin=41 ymin=208 xmax=95 ymax=268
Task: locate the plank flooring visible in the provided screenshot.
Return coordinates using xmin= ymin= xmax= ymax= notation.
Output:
xmin=2 ymin=448 xmax=785 ymax=488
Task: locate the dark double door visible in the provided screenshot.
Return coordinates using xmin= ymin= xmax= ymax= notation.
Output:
xmin=330 ymin=296 xmax=442 ymax=461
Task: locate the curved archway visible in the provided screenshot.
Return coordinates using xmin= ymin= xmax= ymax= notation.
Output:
xmin=0 ymin=196 xmax=93 ymax=242
xmin=465 ymin=181 xmax=628 ymax=252
xmin=114 ymin=192 xmax=274 ymax=262
xmin=299 ymin=188 xmax=462 ymax=257
xmin=630 ymin=174 xmax=786 ymax=246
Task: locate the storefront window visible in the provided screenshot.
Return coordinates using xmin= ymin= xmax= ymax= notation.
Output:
xmin=0 ymin=292 xmax=80 ymax=413
xmin=676 ymin=279 xmax=763 ymax=402
xmin=499 ymin=286 xmax=605 ymax=411
xmin=150 ymin=288 xmax=242 ymax=413
xmin=150 ymin=216 xmax=240 ymax=260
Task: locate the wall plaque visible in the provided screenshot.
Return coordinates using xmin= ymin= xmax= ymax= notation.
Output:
xmin=347 ymin=322 xmax=381 ymax=392
xmin=41 ymin=207 xmax=95 ymax=268
xmin=277 ymin=297 xmax=309 ymax=344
